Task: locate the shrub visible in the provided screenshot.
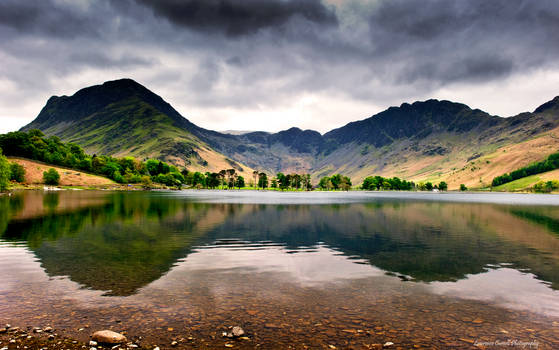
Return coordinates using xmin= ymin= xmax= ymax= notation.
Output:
xmin=9 ymin=163 xmax=25 ymax=183
xmin=533 ymin=180 xmax=559 ymax=193
xmin=460 ymin=184 xmax=468 ymax=191
xmin=43 ymin=168 xmax=60 ymax=185
xmin=0 ymin=151 xmax=10 ymax=191
xmin=141 ymin=175 xmax=152 ymax=189
xmin=112 ymin=170 xmax=125 ymax=184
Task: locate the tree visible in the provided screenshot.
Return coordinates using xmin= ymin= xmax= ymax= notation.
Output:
xmin=425 ymin=182 xmax=433 ymax=191
xmin=219 ymin=170 xmax=227 ymax=189
xmin=226 ymin=169 xmax=236 ymax=189
xmin=305 ymin=174 xmax=312 ymax=190
xmin=277 ymin=172 xmax=289 ymax=190
xmin=319 ymin=176 xmax=332 ymax=190
xmin=141 ymin=175 xmax=152 ymax=189
xmin=362 ymin=176 xmax=375 ymax=190
xmin=43 ymin=168 xmax=60 ymax=185
xmin=9 ymin=163 xmax=25 ymax=183
xmin=113 ymin=170 xmax=125 ymax=184
xmin=0 ymin=151 xmax=10 ymax=191
xmin=235 ymin=176 xmax=245 ymax=189
xmin=192 ymin=172 xmax=205 ymax=187
xmin=533 ymin=180 xmax=559 ymax=193
xmin=438 ymin=181 xmax=448 ymax=191
xmin=258 ymin=172 xmax=268 ymax=189
xmin=253 ymin=170 xmax=259 ymax=189
xmin=330 ymin=174 xmax=342 ymax=189
xmin=291 ymin=174 xmax=302 ymax=189
xmin=206 ymin=172 xmax=220 ymax=189
xmin=460 ymin=184 xmax=468 ymax=191
xmin=340 ymin=176 xmax=351 ymax=191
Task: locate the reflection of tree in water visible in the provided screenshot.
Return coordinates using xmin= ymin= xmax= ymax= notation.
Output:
xmin=43 ymin=193 xmax=60 ymax=211
xmin=0 ymin=193 xmax=25 ymax=236
xmin=509 ymin=208 xmax=559 ymax=236
xmin=1 ymin=192 xmax=221 ymax=296
xmin=202 ymin=202 xmax=559 ymax=289
xmin=2 ymin=192 xmax=559 ymax=295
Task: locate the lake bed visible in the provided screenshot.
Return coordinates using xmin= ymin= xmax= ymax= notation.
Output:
xmin=1 ymin=190 xmax=558 ymax=348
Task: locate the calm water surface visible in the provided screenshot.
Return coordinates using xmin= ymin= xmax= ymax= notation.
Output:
xmin=1 ymin=190 xmax=559 ymax=349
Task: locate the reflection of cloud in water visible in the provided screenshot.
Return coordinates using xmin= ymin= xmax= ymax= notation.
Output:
xmin=0 ymin=243 xmax=116 ymax=308
xmin=153 ymin=243 xmax=385 ymax=287
xmin=164 ymin=190 xmax=559 ymax=206
xmin=428 ymin=268 xmax=559 ymax=317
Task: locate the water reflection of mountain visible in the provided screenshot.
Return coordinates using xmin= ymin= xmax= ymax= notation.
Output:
xmin=0 ymin=192 xmax=234 ymax=296
xmin=2 ymin=192 xmax=559 ymax=296
xmin=200 ymin=202 xmax=559 ymax=289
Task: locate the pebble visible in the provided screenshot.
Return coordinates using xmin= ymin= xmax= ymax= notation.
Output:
xmin=91 ymin=330 xmax=127 ymax=344
xmin=223 ymin=326 xmax=245 ymax=338
xmin=383 ymin=342 xmax=394 ymax=347
xmin=153 ymin=347 xmax=160 ymax=350
xmin=89 ymin=341 xmax=98 ymax=346
xmin=171 ymin=341 xmax=178 ymax=347
xmin=231 ymin=326 xmax=245 ymax=338
xmin=43 ymin=327 xmax=53 ymax=333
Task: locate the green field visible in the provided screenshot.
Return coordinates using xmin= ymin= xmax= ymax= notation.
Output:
xmin=491 ymin=174 xmax=542 ymax=192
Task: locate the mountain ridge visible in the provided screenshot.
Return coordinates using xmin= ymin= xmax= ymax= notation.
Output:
xmin=20 ymin=78 xmax=559 ymax=189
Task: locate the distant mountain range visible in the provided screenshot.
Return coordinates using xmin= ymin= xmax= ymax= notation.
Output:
xmin=22 ymin=79 xmax=559 ymax=189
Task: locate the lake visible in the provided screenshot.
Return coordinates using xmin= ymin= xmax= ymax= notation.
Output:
xmin=1 ymin=190 xmax=558 ymax=348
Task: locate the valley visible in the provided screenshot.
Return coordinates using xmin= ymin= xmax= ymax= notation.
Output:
xmin=20 ymin=79 xmax=559 ymax=190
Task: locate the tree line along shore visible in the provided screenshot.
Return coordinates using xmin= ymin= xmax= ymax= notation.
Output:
xmin=1 ymin=129 xmax=557 ymax=193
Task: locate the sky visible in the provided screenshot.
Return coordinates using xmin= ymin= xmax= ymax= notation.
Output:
xmin=1 ymin=0 xmax=559 ymax=134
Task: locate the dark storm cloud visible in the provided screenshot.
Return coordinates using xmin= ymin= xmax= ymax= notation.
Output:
xmin=367 ymin=0 xmax=559 ymax=84
xmin=2 ymin=0 xmax=559 ymax=133
xmin=0 ymin=0 xmax=104 ymax=38
xmin=133 ymin=0 xmax=338 ymax=37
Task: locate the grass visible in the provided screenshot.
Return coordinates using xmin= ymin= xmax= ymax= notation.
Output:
xmin=491 ymin=174 xmax=542 ymax=192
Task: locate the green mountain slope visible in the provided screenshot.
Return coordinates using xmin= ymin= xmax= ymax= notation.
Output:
xmin=21 ymin=78 xmax=559 ymax=189
xmin=22 ymin=79 xmax=252 ymax=176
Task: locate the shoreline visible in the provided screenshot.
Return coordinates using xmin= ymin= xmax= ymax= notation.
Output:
xmin=1 ymin=183 xmax=547 ymax=194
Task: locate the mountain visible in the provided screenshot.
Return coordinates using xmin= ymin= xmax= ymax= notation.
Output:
xmin=195 ymin=96 xmax=559 ymax=188
xmin=22 ymin=79 xmax=252 ymax=176
xmin=220 ymin=130 xmax=256 ymax=135
xmin=21 ymin=79 xmax=559 ymax=189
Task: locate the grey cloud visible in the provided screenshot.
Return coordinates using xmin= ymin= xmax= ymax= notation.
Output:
xmin=367 ymin=0 xmax=559 ymax=84
xmin=67 ymin=52 xmax=156 ymax=70
xmin=0 ymin=0 xmax=105 ymax=38
xmin=1 ymin=0 xmax=559 ymax=133
xmin=133 ymin=0 xmax=338 ymax=37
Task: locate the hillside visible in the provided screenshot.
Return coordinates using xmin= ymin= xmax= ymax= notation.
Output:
xmin=8 ymin=158 xmax=115 ymax=186
xmin=311 ymin=99 xmax=559 ymax=189
xmin=21 ymin=79 xmax=559 ymax=189
xmin=22 ymin=79 xmax=254 ymax=178
xmin=491 ymin=168 xmax=559 ymax=192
